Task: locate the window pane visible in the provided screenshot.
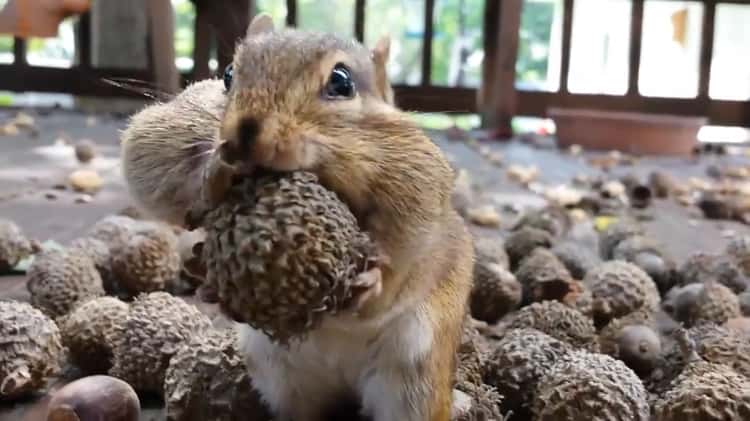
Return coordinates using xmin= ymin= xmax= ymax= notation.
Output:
xmin=431 ymin=0 xmax=484 ymax=87
xmin=255 ymin=0 xmax=289 ymax=28
xmin=639 ymin=1 xmax=703 ymax=98
xmin=298 ymin=0 xmax=355 ymax=37
xmin=568 ymin=0 xmax=631 ymax=95
xmin=173 ymin=0 xmax=195 ymax=72
xmin=365 ymin=0 xmax=424 ymax=85
xmin=26 ymin=17 xmax=76 ymax=68
xmin=516 ymin=0 xmax=563 ymax=92
xmin=709 ymin=4 xmax=750 ymax=101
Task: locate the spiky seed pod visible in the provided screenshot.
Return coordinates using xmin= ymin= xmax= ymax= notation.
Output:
xmin=0 ymin=218 xmax=34 ymax=273
xmin=504 ymin=227 xmax=553 ymax=271
xmin=533 ymin=351 xmax=650 ymax=421
xmin=678 ymin=252 xmax=748 ymax=294
xmin=690 ymin=324 xmax=750 ymax=379
xmin=512 ymin=206 xmax=570 ymax=238
xmin=202 ymin=172 xmax=376 ymax=343
xmin=505 ymin=300 xmax=598 ymax=351
xmin=164 ymin=329 xmax=271 ymax=421
xmin=551 ymin=241 xmax=600 ymax=280
xmin=514 ymin=248 xmax=573 ymax=304
xmin=26 ymin=248 xmax=105 ymax=318
xmin=473 ymin=236 xmax=510 ymax=271
xmin=584 ymin=261 xmax=660 ymax=328
xmin=728 ymin=236 xmax=750 ymax=277
xmin=58 ymin=296 xmax=129 ymax=374
xmin=456 ymin=318 xmax=493 ymax=387
xmin=470 ymin=262 xmax=521 ymax=324
xmin=87 ymin=215 xmax=139 ymax=250
xmin=111 ymin=225 xmax=181 ymax=295
xmin=612 ymin=235 xmax=677 ymax=294
xmin=452 ymin=383 xmax=504 ymax=421
xmin=598 ymin=218 xmax=643 ymax=260
xmin=483 ymin=329 xmax=572 ymax=420
xmin=109 ymin=292 xmax=211 ymax=395
xmin=0 ymin=300 xmax=64 ymax=400
xmin=68 ymin=237 xmax=117 ymax=294
xmin=676 ymin=282 xmax=741 ymax=327
xmin=653 ymin=330 xmax=750 ymax=421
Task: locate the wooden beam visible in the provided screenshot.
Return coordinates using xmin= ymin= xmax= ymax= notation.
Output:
xmin=479 ymin=0 xmax=522 ymax=136
xmin=559 ymin=0 xmax=574 ymax=92
xmin=698 ymin=0 xmax=716 ymax=99
xmin=354 ymin=0 xmax=365 ymax=42
xmin=627 ymin=0 xmax=645 ymax=95
xmin=421 ymin=0 xmax=435 ymax=85
xmin=286 ymin=0 xmax=297 ymax=26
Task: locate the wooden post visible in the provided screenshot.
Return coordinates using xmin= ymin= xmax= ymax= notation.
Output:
xmin=627 ymin=0 xmax=644 ymax=96
xmin=192 ymin=0 xmax=213 ymax=81
xmin=90 ymin=0 xmax=149 ymax=70
xmin=147 ymin=0 xmax=180 ymax=94
xmin=479 ymin=0 xmax=522 ymax=137
xmin=195 ymin=0 xmax=251 ymax=75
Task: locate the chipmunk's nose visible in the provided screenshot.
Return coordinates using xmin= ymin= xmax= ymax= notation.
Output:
xmin=235 ymin=117 xmax=261 ymax=156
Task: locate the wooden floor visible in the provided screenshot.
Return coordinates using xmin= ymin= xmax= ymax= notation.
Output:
xmin=1 ymin=108 xmax=749 ymax=420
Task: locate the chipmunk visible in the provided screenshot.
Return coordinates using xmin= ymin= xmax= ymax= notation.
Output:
xmin=121 ymin=14 xmax=473 ymax=421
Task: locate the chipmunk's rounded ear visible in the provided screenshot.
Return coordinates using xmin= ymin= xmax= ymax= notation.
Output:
xmin=372 ymin=35 xmax=391 ymax=64
xmin=246 ymin=13 xmax=275 ymax=38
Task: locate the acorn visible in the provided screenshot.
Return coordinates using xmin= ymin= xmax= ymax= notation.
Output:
xmin=74 ymin=139 xmax=96 ymax=163
xmin=505 ymin=300 xmax=598 ymax=351
xmin=111 ymin=223 xmax=181 ymax=295
xmin=470 ymin=261 xmax=521 ymax=324
xmin=612 ymin=235 xmax=676 ymax=294
xmin=86 ymin=215 xmax=139 ymax=251
xmin=473 ymin=236 xmax=510 ymax=271
xmin=726 ymin=235 xmax=750 ymax=277
xmin=164 ymin=329 xmax=271 ymax=421
xmin=648 ymin=171 xmax=677 ymax=198
xmin=514 ymin=248 xmax=573 ymax=304
xmin=0 ymin=300 xmax=63 ymax=400
xmin=512 ymin=206 xmax=570 ymax=238
xmin=0 ymin=218 xmax=35 ymax=273
xmin=482 ymin=328 xmax=571 ymax=420
xmin=690 ymin=323 xmax=750 ymax=379
xmin=533 ymin=351 xmax=650 ymax=421
xmin=27 ymin=248 xmax=105 ymax=318
xmin=584 ymin=261 xmax=660 ymax=328
xmin=202 ymin=172 xmax=377 ymax=343
xmin=598 ymin=218 xmax=643 ymax=260
xmin=678 ymin=252 xmax=748 ymax=294
xmin=68 ymin=237 xmax=117 ymax=294
xmin=551 ymin=241 xmax=600 ymax=280
xmin=598 ymin=311 xmax=660 ymax=377
xmin=653 ymin=329 xmax=750 ymax=421
xmin=58 ymin=296 xmax=129 ymax=374
xmin=46 ymin=375 xmax=139 ymax=421
xmin=670 ymin=281 xmax=740 ymax=327
xmin=504 ymin=227 xmax=553 ymax=271
xmin=109 ymin=292 xmax=212 ymax=395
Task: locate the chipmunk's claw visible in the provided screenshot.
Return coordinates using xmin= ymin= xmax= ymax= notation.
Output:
xmin=346 ymin=267 xmax=383 ymax=313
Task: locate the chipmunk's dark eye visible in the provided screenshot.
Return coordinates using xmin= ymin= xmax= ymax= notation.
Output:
xmin=223 ymin=64 xmax=234 ymax=91
xmin=324 ymin=63 xmax=355 ymax=99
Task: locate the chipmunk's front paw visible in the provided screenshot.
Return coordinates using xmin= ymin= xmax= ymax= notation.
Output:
xmin=345 ymin=267 xmax=383 ymax=313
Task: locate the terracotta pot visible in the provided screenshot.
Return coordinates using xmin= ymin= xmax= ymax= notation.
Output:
xmin=549 ymin=108 xmax=707 ymax=157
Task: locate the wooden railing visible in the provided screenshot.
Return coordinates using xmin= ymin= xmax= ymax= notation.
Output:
xmin=1 ymin=0 xmax=748 ymax=131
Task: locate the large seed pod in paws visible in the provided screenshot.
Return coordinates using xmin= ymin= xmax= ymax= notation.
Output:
xmin=551 ymin=241 xmax=599 ymax=280
xmin=514 ymin=248 xmax=573 ymax=304
xmin=678 ymin=252 xmax=748 ymax=294
xmin=504 ymin=227 xmax=553 ymax=271
xmin=109 ymin=292 xmax=211 ymax=395
xmin=584 ymin=261 xmax=660 ymax=328
xmin=202 ymin=172 xmax=377 ymax=343
xmin=0 ymin=218 xmax=34 ymax=273
xmin=482 ymin=328 xmax=571 ymax=420
xmin=0 ymin=300 xmax=64 ymax=400
xmin=598 ymin=218 xmax=643 ymax=260
xmin=26 ymin=248 xmax=105 ymax=318
xmin=58 ymin=296 xmax=129 ymax=374
xmin=164 ymin=329 xmax=271 ymax=421
xmin=68 ymin=237 xmax=117 ymax=294
xmin=505 ymin=300 xmax=598 ymax=351
xmin=111 ymin=225 xmax=181 ymax=295
xmin=470 ymin=261 xmax=521 ymax=324
xmin=512 ymin=206 xmax=570 ymax=238
xmin=653 ymin=331 xmax=750 ymax=421
xmin=532 ymin=351 xmax=650 ymax=421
